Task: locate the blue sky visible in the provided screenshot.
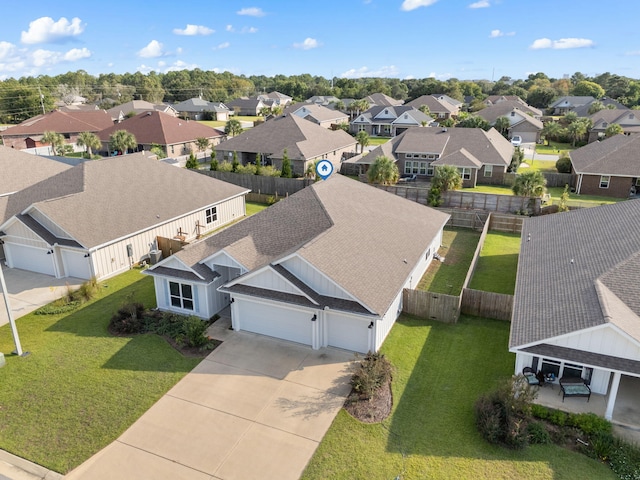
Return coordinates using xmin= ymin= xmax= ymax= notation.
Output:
xmin=1 ymin=0 xmax=639 ymax=81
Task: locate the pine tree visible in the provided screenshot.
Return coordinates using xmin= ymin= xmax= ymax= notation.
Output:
xmin=231 ymin=151 xmax=239 ymax=172
xmin=210 ymin=150 xmax=218 ymax=171
xmin=281 ymin=149 xmax=292 ymax=178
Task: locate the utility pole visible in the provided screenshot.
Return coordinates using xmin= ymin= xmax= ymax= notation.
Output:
xmin=37 ymin=85 xmax=45 ymax=114
xmin=0 ymin=265 xmax=25 ymax=357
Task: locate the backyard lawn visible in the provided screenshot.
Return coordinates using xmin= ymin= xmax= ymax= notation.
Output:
xmin=468 ymin=232 xmax=521 ymax=295
xmin=466 ymin=185 xmax=622 ymax=209
xmin=368 ymin=136 xmax=392 ymax=146
xmin=245 ymin=201 xmax=269 ymax=216
xmin=417 ymin=228 xmax=480 ymax=295
xmin=535 ymin=141 xmax=574 ymax=155
xmin=302 ymin=315 xmax=616 ymax=480
xmin=0 ymin=269 xmax=200 ymax=474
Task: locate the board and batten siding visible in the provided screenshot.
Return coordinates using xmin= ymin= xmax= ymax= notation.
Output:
xmin=242 ymin=268 xmax=306 ymax=295
xmin=2 ymin=220 xmax=49 ymax=248
xmin=91 ymin=196 xmax=246 ymax=280
xmin=154 ymin=276 xmax=209 ymax=319
xmin=549 ymin=325 xmax=640 ymax=362
xmin=279 ymin=256 xmax=356 ymax=301
xmin=30 ymin=208 xmax=74 ymax=240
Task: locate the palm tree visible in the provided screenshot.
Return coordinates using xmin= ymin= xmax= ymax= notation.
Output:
xmin=259 ymin=106 xmax=272 ymax=118
xmin=605 ymin=123 xmax=624 ymax=137
xmin=512 ymin=170 xmax=547 ymax=197
xmin=356 ymin=130 xmax=370 ymax=154
xmin=494 ymin=116 xmax=511 ymax=138
xmin=42 ymin=131 xmax=65 ymax=155
xmin=195 ymin=137 xmax=210 ymax=152
xmin=432 ymin=165 xmax=463 ymax=192
xmin=76 ymin=131 xmax=101 ymax=158
xmin=109 ymin=130 xmax=137 ymax=155
xmin=541 ymin=121 xmax=562 ymax=143
xmin=367 ymin=156 xmax=399 ymax=185
xmin=224 ymin=119 xmax=243 ymax=137
xmin=567 ymin=119 xmax=588 ymax=147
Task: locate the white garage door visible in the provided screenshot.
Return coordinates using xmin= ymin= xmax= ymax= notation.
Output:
xmin=61 ymin=250 xmax=92 ymax=279
xmin=326 ymin=313 xmax=370 ymax=353
xmin=5 ymin=243 xmax=55 ymax=276
xmin=236 ymin=299 xmax=312 ymax=346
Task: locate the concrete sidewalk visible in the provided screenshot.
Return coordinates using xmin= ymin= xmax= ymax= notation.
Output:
xmin=65 ymin=323 xmax=354 ymax=480
xmin=0 ymin=449 xmax=62 ymax=480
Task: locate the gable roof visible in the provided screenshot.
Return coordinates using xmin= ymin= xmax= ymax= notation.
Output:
xmin=354 ymin=105 xmax=433 ymax=125
xmin=570 ymin=134 xmax=640 ymax=176
xmin=1 ymin=110 xmax=113 ymax=136
xmin=173 ymin=98 xmax=230 ymax=113
xmin=0 ymin=146 xmax=71 ymax=197
xmin=289 ymin=104 xmax=349 ymax=123
xmin=226 ymin=98 xmax=264 ymax=110
xmin=106 ymin=100 xmax=174 ymax=120
xmin=430 ymin=94 xmax=463 ymax=107
xmin=475 ymin=101 xmax=542 ymax=123
xmin=215 ymin=114 xmax=356 ymax=160
xmin=0 ymin=153 xmax=249 ymax=248
xmin=405 ymin=95 xmax=457 ymax=114
xmin=432 ymin=148 xmax=483 ymax=168
xmin=510 ymin=199 xmax=640 ymax=348
xmin=164 ymin=174 xmax=449 ymax=316
xmin=551 ymin=96 xmax=595 ymax=108
xmin=590 ymin=109 xmax=640 ymax=129
xmin=359 ymin=126 xmax=513 ymax=167
xmin=365 ymin=93 xmax=404 ymax=107
xmin=484 ymin=95 xmax=526 ymax=105
xmin=573 ymin=98 xmax=628 ymax=117
xmin=96 ymin=110 xmax=224 ymax=146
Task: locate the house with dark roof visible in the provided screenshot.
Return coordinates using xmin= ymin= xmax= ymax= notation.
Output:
xmin=405 ymin=95 xmax=460 ymax=120
xmin=145 ymin=174 xmax=449 ymax=353
xmin=107 ymin=100 xmax=178 ymax=123
xmin=96 ymin=111 xmax=225 ymax=157
xmin=570 ymin=134 xmax=640 ymax=198
xmin=226 ymin=97 xmax=267 ymax=116
xmin=305 ymin=95 xmax=341 ymax=107
xmin=0 ymin=110 xmax=113 ymax=151
xmin=572 ymin=98 xmax=628 ymax=118
xmin=475 ymin=101 xmax=543 ymax=144
xmin=0 ymin=153 xmax=249 ymax=280
xmin=256 ymin=91 xmax=293 ymax=107
xmin=173 ymin=98 xmax=231 ymax=121
xmin=350 ymin=105 xmax=433 ymax=136
xmin=348 ymin=126 xmax=513 ymax=187
xmin=483 ymin=95 xmax=528 ymax=106
xmin=550 ymin=96 xmax=596 ymax=115
xmin=510 ymin=200 xmax=640 ymax=421
xmin=588 ymin=109 xmax=640 ymax=143
xmin=214 ymin=114 xmax=357 ymax=176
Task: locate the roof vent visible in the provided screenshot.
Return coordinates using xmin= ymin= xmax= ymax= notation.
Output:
xmin=442 ymin=128 xmax=447 ymax=132
xmin=146 ymin=111 xmax=152 ymax=116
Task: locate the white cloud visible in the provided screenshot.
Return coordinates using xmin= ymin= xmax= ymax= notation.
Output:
xmin=63 ymin=47 xmax=91 ymax=61
xmin=237 ymin=7 xmax=266 ymax=17
xmin=428 ymin=71 xmax=452 ymax=80
xmin=31 ymin=47 xmax=91 ymax=67
xmin=530 ymin=37 xmax=594 ymax=50
xmin=0 ymin=41 xmax=17 ymax=60
xmin=469 ymin=0 xmax=490 ymax=8
xmin=401 ymin=0 xmax=437 ymax=11
xmin=138 ymin=40 xmax=165 ymax=58
xmin=173 ymin=24 xmax=214 ymax=36
xmin=214 ymin=42 xmax=230 ymax=50
xmin=626 ymin=50 xmax=640 ymax=56
xmin=490 ymin=29 xmax=515 ymax=38
xmin=293 ymin=38 xmax=320 ymax=50
xmin=226 ymin=24 xmax=234 ymax=32
xmin=244 ymin=27 xmax=258 ymax=33
xmin=138 ymin=60 xmax=199 ymax=74
xmin=21 ymin=16 xmax=85 ymax=44
xmin=340 ymin=65 xmax=399 ymax=78
xmin=165 ymin=60 xmax=199 ymax=72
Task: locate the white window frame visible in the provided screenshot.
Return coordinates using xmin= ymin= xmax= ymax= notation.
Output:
xmin=358 ymin=124 xmax=366 ymax=132
xmin=206 ymin=206 xmax=217 ymax=224
xmin=169 ymin=281 xmax=194 ymax=311
xmin=426 ymin=162 xmax=434 ymax=176
xmin=484 ymin=165 xmax=493 ymax=177
xmin=600 ymin=175 xmax=610 ymax=189
xmin=404 ymin=161 xmax=413 ymax=175
xmin=458 ymin=167 xmax=471 ymax=180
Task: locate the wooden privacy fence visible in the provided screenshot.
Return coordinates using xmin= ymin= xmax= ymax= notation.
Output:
xmin=488 ymin=213 xmax=524 ymax=233
xmin=444 ymin=191 xmax=540 ymax=215
xmin=403 ymin=289 xmax=461 ymax=324
xmin=543 ymin=172 xmax=573 ymax=188
xmin=460 ymin=289 xmax=514 ymax=321
xmin=199 ymin=171 xmax=311 ymax=196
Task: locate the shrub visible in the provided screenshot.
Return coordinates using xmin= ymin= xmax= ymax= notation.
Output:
xmin=530 ymin=403 xmax=550 ymax=420
xmin=568 ymin=412 xmax=612 ymax=436
xmin=548 ymin=409 xmax=568 ymax=427
xmin=260 ymin=165 xmax=281 ymax=177
xmin=527 ymin=420 xmax=552 ymax=445
xmin=109 ymin=302 xmax=146 ymax=334
xmin=556 ymin=152 xmax=572 ymax=173
xmin=176 ymin=315 xmax=210 ymax=349
xmin=150 ymin=312 xmax=186 ymax=338
xmin=75 ymin=277 xmax=100 ymax=302
xmin=585 ymin=430 xmax=617 ymax=462
xmin=609 ymin=440 xmax=640 ymax=479
xmin=236 ymin=163 xmax=257 ymax=175
xmin=218 ymin=160 xmax=233 ymax=172
xmin=35 ymin=298 xmax=81 ymax=315
xmin=350 ymin=352 xmax=393 ymax=400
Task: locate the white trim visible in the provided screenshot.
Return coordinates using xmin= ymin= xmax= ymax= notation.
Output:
xmin=200 ymin=249 xmax=247 ymax=271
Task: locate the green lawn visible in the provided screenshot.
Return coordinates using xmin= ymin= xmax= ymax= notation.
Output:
xmin=468 ymin=185 xmax=514 ymax=196
xmin=468 ymin=232 xmax=521 ymax=294
xmin=246 ymin=201 xmax=269 ymax=216
xmin=417 ymin=228 xmax=480 ymax=295
xmin=547 ymin=187 xmax=621 ymax=208
xmin=535 ymin=141 xmax=574 ymax=155
xmin=302 ymin=315 xmax=615 ymax=480
xmin=368 ymin=136 xmax=392 ymax=146
xmin=0 ymin=269 xmax=200 ymax=474
xmin=524 ymin=159 xmax=557 ymax=173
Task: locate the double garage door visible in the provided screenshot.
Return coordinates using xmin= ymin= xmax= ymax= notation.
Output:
xmin=4 ymin=243 xmax=56 ymax=276
xmin=236 ymin=299 xmax=371 ymax=353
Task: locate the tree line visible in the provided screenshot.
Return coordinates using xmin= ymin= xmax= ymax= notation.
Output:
xmin=1 ymin=69 xmax=640 ymax=124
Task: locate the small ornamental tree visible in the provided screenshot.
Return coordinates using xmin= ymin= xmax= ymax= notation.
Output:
xmin=605 ymin=123 xmax=624 ymax=138
xmin=494 ymin=116 xmax=511 ymax=138
xmin=508 ymin=146 xmax=525 ymax=173
xmin=558 ymin=184 xmax=570 ymax=212
xmin=224 ymin=119 xmax=243 ymax=136
xmin=555 ymin=152 xmax=572 ymax=173
xmin=185 ymin=151 xmax=198 ymax=169
xmin=76 ymin=131 xmax=101 ymax=158
xmin=210 ymin=150 xmax=218 ymax=171
xmin=109 ymin=129 xmax=137 ymax=155
xmin=281 ymin=149 xmax=292 ymax=178
xmin=356 ymin=130 xmax=370 ymax=154
xmin=195 ymin=137 xmax=209 ymax=152
xmin=231 ymin=151 xmax=239 ymax=172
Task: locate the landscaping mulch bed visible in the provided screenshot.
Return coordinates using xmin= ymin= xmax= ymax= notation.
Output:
xmin=163 ymin=335 xmax=221 ymax=358
xmin=344 ymin=380 xmax=393 ymax=424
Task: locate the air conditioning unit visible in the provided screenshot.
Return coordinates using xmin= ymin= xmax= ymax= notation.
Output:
xmin=149 ymin=250 xmax=162 ymax=265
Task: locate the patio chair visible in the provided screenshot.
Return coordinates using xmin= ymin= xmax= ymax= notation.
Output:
xmin=522 ymin=367 xmax=540 ymax=386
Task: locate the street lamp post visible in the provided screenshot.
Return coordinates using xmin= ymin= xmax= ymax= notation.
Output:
xmin=0 ymin=265 xmax=25 ymax=356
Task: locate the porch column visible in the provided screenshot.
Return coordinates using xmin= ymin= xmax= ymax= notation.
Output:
xmin=605 ymin=371 xmax=621 ymax=421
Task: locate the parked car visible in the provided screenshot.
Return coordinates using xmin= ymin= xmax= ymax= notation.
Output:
xmin=510 ymin=135 xmax=522 ymax=147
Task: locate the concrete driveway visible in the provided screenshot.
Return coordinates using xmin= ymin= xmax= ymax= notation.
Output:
xmin=0 ymin=265 xmax=84 ymax=327
xmin=65 ymin=323 xmax=354 ymax=480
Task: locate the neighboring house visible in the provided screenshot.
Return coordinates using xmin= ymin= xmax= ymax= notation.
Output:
xmin=0 ymin=110 xmax=113 ymax=151
xmin=215 ymin=114 xmax=357 ymax=176
xmin=256 ymin=91 xmax=293 ymax=106
xmin=96 ymin=111 xmax=225 ymax=157
xmin=107 ymin=100 xmax=178 ymax=123
xmin=570 ymin=134 xmax=640 ymax=198
xmin=475 ymin=101 xmax=543 ymax=143
xmin=226 ymin=97 xmax=266 ymax=116
xmin=588 ymin=109 xmax=640 ymax=143
xmin=483 ymin=95 xmax=527 ymax=106
xmin=173 ymin=98 xmax=231 ymax=121
xmin=145 ymin=174 xmax=450 ymax=353
xmin=349 ymin=126 xmax=513 ymax=187
xmin=0 ymin=153 xmax=249 ymax=280
xmin=572 ymin=98 xmax=628 ymax=118
xmin=510 ymin=200 xmax=640 ymax=421
xmin=364 ymin=93 xmax=404 ymax=107
xmin=58 ymin=104 xmax=100 ymax=112
xmin=550 ymin=96 xmax=595 ymax=115
xmin=350 ymin=105 xmax=433 ymax=136
xmin=305 ymin=95 xmax=341 ymax=107
xmin=405 ymin=95 xmax=460 ymax=120
xmin=430 ymin=94 xmax=464 ymax=109
xmin=288 ymin=104 xmax=349 ymax=128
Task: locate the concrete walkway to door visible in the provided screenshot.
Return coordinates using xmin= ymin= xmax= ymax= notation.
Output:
xmin=65 ymin=323 xmax=354 ymax=480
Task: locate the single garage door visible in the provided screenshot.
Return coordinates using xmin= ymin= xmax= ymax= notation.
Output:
xmin=236 ymin=299 xmax=312 ymax=346
xmin=5 ymin=243 xmax=55 ymax=276
xmin=326 ymin=312 xmax=370 ymax=353
xmin=61 ymin=250 xmax=92 ymax=279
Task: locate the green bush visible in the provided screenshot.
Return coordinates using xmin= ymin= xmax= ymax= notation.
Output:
xmin=236 ymin=163 xmax=257 ymax=175
xmin=260 ymin=165 xmax=281 ymax=177
xmin=585 ymin=430 xmax=617 ymax=462
xmin=350 ymin=352 xmax=393 ymax=400
xmin=568 ymin=412 xmax=612 ymax=436
xmin=548 ymin=409 xmax=568 ymax=426
xmin=218 ymin=160 xmax=233 ymax=172
xmin=609 ymin=440 xmax=640 ymax=479
xmin=530 ymin=404 xmax=550 ymax=420
xmin=35 ymin=298 xmax=81 ymax=315
xmin=109 ymin=302 xmax=146 ymax=334
xmin=34 ymin=277 xmax=100 ymax=314
xmin=527 ymin=421 xmax=552 ymax=445
xmin=556 ymin=153 xmax=572 ymax=173
xmin=176 ymin=315 xmax=210 ymax=349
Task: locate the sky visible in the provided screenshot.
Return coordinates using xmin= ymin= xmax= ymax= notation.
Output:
xmin=1 ymin=0 xmax=639 ymax=82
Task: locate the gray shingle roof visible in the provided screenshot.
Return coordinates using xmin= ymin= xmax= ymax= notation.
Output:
xmin=569 ymin=134 xmax=640 ymax=176
xmin=432 ymin=148 xmax=482 ymax=168
xmin=521 ymin=344 xmax=640 ymax=375
xmin=169 ymin=174 xmax=450 ymax=316
xmin=0 ymin=153 xmax=249 ymax=248
xmin=475 ymin=101 xmax=542 ymax=123
xmin=365 ymin=93 xmax=404 ymax=107
xmin=406 ymin=95 xmax=457 ymax=114
xmin=173 ymin=98 xmax=230 ymax=113
xmin=0 ymin=146 xmax=71 ymax=197
xmin=510 ymin=199 xmax=640 ymax=348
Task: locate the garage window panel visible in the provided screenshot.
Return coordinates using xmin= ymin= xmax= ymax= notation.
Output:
xmin=206 ymin=206 xmax=217 ymax=224
xmin=169 ymin=281 xmax=194 ymax=310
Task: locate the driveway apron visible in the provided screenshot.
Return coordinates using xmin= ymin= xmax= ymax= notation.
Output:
xmin=65 ymin=325 xmax=353 ymax=480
